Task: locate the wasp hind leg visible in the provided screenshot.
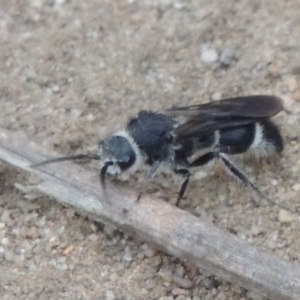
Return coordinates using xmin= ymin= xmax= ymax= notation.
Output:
xmin=190 ymin=150 xmax=263 ymax=206
xmin=220 ymin=154 xmax=293 ymax=211
xmin=190 ymin=151 xmax=292 ymax=211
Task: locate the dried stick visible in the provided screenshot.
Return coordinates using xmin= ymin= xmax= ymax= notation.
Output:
xmin=0 ymin=127 xmax=299 ymax=300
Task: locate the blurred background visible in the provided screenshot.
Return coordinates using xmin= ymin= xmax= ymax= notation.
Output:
xmin=0 ymin=1 xmax=300 ymax=299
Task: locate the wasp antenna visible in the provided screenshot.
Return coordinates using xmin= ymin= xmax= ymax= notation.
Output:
xmin=31 ymin=154 xmax=100 ymax=168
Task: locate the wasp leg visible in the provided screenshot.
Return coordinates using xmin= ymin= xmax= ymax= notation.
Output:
xmin=219 ymin=153 xmax=260 ymax=207
xmin=173 ymin=168 xmax=191 ymax=206
xmin=190 ymin=150 xmax=255 ymax=187
xmin=190 ymin=151 xmax=293 ymax=211
xmin=190 ymin=152 xmax=216 ymax=167
xmin=219 ymin=154 xmax=293 ymax=211
xmin=137 ymin=160 xmax=161 ymax=201
xmin=190 ymin=151 xmax=260 ymax=204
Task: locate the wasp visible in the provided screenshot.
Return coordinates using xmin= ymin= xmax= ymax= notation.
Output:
xmin=32 ymin=95 xmax=286 ymax=209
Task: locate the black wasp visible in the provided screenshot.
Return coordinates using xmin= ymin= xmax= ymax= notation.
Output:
xmin=32 ymin=95 xmax=285 ymax=208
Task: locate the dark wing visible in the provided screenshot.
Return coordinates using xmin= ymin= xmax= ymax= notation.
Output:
xmin=165 ymin=95 xmax=283 ymax=139
xmin=166 ymin=95 xmax=283 ymax=118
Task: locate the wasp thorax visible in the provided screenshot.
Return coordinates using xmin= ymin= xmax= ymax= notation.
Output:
xmin=97 ymin=135 xmax=137 ymax=176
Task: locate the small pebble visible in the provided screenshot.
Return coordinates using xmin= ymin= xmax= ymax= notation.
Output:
xmin=106 ymin=290 xmax=115 ymax=300
xmin=2 ymin=237 xmax=10 ymax=246
xmin=288 ymin=76 xmax=298 ymax=92
xmin=29 ymin=0 xmax=43 ymax=8
xmin=74 ymin=232 xmax=84 ymax=241
xmin=88 ymin=233 xmax=98 ymax=242
xmin=136 ymin=252 xmax=145 ymax=260
xmin=0 ymin=246 xmax=4 ymax=258
xmin=149 ymin=277 xmax=160 ymax=290
xmin=52 ymin=85 xmax=60 ymax=93
xmin=171 ymin=287 xmax=188 ymax=296
xmin=271 ymin=179 xmax=278 ymax=186
xmin=54 ymin=257 xmax=68 ymax=271
xmin=54 ymin=0 xmax=66 ymax=5
xmin=292 ymin=183 xmax=300 ymax=191
xmin=194 ymin=170 xmax=208 ymax=181
xmin=219 ymin=48 xmax=236 ymax=66
xmin=90 ymin=223 xmax=98 ymax=232
xmin=5 ymin=251 xmax=14 ymax=261
xmin=49 ymin=236 xmax=60 ymax=248
xmin=1 ymin=211 xmax=11 ymax=224
xmin=109 ymin=273 xmax=119 ymax=282
xmin=15 ymin=256 xmax=26 ymax=268
xmin=103 ymin=224 xmax=116 ymax=238
xmin=56 ymin=263 xmax=68 ymax=271
xmin=63 ymin=244 xmax=75 ymax=255
xmin=142 ymin=244 xmax=157 ymax=258
xmin=158 ymin=270 xmax=173 ymax=283
xmin=174 ymin=2 xmax=185 ymax=10
xmin=122 ymin=246 xmax=132 ymax=262
xmin=266 ymin=240 xmax=277 ymax=250
xmin=250 ymin=225 xmax=262 ymax=236
xmin=176 ymin=296 xmax=191 ymax=300
xmin=26 ymin=227 xmax=40 ymax=239
xmin=86 ymin=113 xmax=95 ymax=121
xmin=28 ymin=261 xmax=37 ymax=271
xmin=36 ymin=217 xmax=46 ymax=227
xmin=203 ymin=276 xmax=221 ymax=289
xmin=68 ymin=108 xmax=81 ymax=120
xmin=201 ymin=46 xmax=218 ymax=63
xmin=174 ymin=264 xmax=185 ymax=277
xmin=293 ymin=89 xmax=300 ymax=102
xmin=279 ymin=210 xmax=296 ymax=223
xmin=152 ymin=255 xmax=162 ymax=267
xmin=211 ymin=92 xmax=222 ymax=101
xmin=172 ymin=275 xmax=193 ymax=289
xmin=216 ymin=291 xmax=227 ymax=300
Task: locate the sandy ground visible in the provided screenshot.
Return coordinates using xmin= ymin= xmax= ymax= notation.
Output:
xmin=1 ymin=0 xmax=300 ymax=299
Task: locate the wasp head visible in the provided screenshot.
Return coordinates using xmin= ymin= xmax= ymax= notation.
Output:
xmin=98 ymin=134 xmax=139 ymax=185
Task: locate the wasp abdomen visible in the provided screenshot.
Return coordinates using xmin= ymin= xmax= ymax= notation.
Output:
xmin=218 ymin=123 xmax=255 ymax=154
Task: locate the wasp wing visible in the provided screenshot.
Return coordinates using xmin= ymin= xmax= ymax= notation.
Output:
xmin=165 ymin=95 xmax=283 ymax=139
xmin=166 ymin=95 xmax=283 ymax=118
xmin=176 ymin=117 xmax=260 ymax=139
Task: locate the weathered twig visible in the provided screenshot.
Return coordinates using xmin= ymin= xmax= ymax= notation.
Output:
xmin=0 ymin=127 xmax=299 ymax=300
